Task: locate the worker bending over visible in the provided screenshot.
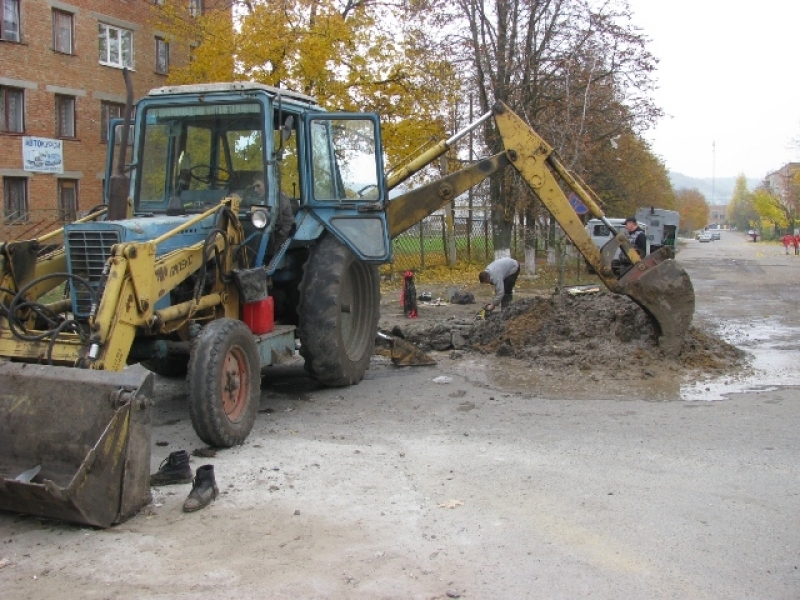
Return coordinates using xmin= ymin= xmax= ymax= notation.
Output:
xmin=478 ymin=257 xmax=520 ymax=311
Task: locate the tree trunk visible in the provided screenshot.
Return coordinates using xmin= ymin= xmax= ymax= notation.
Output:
xmin=490 ymin=175 xmax=512 ymax=259
xmin=523 ymin=207 xmax=536 ymax=275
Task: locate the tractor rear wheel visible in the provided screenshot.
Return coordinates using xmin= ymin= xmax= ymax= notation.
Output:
xmin=297 ymin=234 xmax=380 ymax=386
xmin=187 ymin=318 xmax=260 ymax=447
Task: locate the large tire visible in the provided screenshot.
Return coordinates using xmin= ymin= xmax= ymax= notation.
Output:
xmin=297 ymin=233 xmax=380 ymax=386
xmin=187 ymin=318 xmax=260 ymax=447
xmin=141 ymin=356 xmax=189 ymax=378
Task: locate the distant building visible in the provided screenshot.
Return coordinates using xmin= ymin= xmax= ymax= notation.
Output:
xmin=0 ymin=0 xmax=227 ymax=239
xmin=707 ymin=205 xmax=727 ymax=228
xmin=764 ymin=163 xmax=800 ymax=203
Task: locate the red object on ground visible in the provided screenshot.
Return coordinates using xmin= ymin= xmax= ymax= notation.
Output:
xmin=242 ymin=296 xmax=275 ymax=335
xmin=402 ymin=270 xmax=418 ymax=318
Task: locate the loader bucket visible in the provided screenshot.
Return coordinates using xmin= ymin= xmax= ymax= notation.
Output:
xmin=615 ymin=247 xmax=695 ymax=357
xmin=0 ymin=363 xmax=154 ymax=528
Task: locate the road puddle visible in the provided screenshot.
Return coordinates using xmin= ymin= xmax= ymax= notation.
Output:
xmin=681 ymin=317 xmax=800 ymax=401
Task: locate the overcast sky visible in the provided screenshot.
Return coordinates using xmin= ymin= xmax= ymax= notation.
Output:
xmin=627 ymin=0 xmax=799 ymax=180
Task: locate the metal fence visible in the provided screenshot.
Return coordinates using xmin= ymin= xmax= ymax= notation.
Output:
xmin=389 ymin=208 xmax=546 ymax=273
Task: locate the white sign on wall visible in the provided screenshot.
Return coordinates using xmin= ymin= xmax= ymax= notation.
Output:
xmin=22 ymin=136 xmax=64 ymax=174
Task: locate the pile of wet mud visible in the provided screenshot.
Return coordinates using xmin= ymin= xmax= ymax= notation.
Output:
xmin=389 ymin=292 xmax=747 ymax=375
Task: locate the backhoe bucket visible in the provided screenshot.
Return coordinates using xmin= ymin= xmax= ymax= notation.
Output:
xmin=0 ymin=363 xmax=154 ymax=528
xmin=615 ymin=248 xmax=695 ymax=357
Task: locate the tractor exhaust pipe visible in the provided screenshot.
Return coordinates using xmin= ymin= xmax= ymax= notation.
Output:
xmin=107 ymin=68 xmax=134 ymax=221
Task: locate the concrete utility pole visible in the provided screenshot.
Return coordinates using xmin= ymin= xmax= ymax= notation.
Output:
xmin=711 ymin=141 xmax=716 ymax=205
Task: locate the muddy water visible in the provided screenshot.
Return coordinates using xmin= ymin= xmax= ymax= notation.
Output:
xmin=681 ymin=318 xmax=800 ymax=400
xmin=678 ymin=232 xmax=800 ymax=400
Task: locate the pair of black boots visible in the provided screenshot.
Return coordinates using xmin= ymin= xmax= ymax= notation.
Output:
xmin=150 ymin=450 xmax=218 ymax=513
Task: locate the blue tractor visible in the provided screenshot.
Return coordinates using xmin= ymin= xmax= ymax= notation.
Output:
xmin=0 ymin=81 xmax=695 ymax=526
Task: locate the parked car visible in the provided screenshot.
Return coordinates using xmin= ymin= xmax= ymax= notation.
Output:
xmin=698 ymin=233 xmax=712 ymax=243
xmin=711 ymin=232 xmax=721 ymax=241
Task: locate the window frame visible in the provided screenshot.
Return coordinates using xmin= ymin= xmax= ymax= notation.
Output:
xmin=98 ymin=23 xmax=134 ymax=69
xmin=52 ymin=8 xmax=74 ymax=55
xmin=3 ymin=177 xmax=28 ymax=222
xmin=0 ymin=86 xmax=24 ymax=133
xmin=101 ymin=101 xmax=126 ymax=142
xmin=155 ymin=37 xmax=169 ymax=75
xmin=1 ymin=0 xmax=21 ymax=43
xmin=188 ymin=0 xmax=204 ymax=18
xmin=57 ymin=178 xmax=78 ymax=221
xmin=55 ymin=94 xmax=76 ymax=139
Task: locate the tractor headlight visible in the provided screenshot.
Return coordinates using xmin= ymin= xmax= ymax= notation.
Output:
xmin=250 ymin=207 xmax=270 ymax=230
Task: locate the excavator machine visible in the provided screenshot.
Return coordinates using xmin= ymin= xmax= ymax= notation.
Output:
xmin=0 ymin=82 xmax=694 ymax=527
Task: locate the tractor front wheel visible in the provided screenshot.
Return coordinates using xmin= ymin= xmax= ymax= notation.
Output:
xmin=297 ymin=234 xmax=380 ymax=386
xmin=187 ymin=318 xmax=260 ymax=447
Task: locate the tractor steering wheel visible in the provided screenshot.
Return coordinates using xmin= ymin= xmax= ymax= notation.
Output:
xmin=189 ymin=164 xmax=232 ymax=189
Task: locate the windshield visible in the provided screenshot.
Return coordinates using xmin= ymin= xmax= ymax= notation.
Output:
xmin=137 ymin=102 xmax=265 ymax=212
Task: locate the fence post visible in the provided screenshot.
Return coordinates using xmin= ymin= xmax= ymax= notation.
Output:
xmin=484 ymin=212 xmax=490 ymax=262
xmin=419 ymin=221 xmax=426 ymax=270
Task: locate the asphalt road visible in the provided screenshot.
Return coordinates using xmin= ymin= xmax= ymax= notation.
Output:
xmin=1 ymin=231 xmax=798 ymax=599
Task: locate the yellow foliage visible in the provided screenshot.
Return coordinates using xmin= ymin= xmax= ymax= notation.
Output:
xmin=752 ymin=189 xmax=788 ymax=228
xmin=151 ymin=0 xmax=460 ymax=169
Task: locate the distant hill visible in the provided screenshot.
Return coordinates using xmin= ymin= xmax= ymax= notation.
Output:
xmin=668 ymin=173 xmax=761 ymax=205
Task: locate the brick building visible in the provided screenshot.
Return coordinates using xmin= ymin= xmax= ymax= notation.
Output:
xmin=0 ymin=0 xmax=220 ymax=239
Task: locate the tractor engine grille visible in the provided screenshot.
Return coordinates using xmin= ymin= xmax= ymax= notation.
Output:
xmin=66 ymin=229 xmax=120 ymax=317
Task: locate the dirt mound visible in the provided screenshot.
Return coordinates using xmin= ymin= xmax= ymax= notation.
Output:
xmin=389 ymin=292 xmax=747 ymax=376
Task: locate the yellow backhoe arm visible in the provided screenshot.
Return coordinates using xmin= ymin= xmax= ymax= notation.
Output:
xmin=385 ymin=101 xmax=694 ymax=355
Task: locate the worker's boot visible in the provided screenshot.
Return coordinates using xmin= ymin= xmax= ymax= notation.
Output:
xmin=501 ymin=293 xmax=513 ymax=310
xmin=149 ymin=450 xmax=192 ymax=486
xmin=182 ymin=465 xmax=219 ymax=513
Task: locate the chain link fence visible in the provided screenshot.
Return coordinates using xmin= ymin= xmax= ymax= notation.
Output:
xmin=389 ymin=207 xmax=543 ymax=274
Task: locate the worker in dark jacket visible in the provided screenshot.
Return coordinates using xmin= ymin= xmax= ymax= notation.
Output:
xmin=623 ymin=217 xmax=647 ymax=257
xmin=478 ymin=257 xmax=520 ymax=311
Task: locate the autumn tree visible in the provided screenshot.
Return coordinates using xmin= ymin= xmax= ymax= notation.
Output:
xmin=726 ymin=175 xmax=758 ymax=231
xmin=419 ymin=0 xmax=663 ymax=258
xmin=153 ymin=0 xmax=460 ymax=167
xmin=674 ymin=188 xmax=710 ymax=233
xmin=751 ymin=188 xmax=787 ymax=236
xmin=584 ymin=131 xmax=674 ymax=217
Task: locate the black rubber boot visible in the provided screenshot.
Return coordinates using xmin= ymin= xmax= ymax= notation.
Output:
xmin=182 ymin=465 xmax=219 ymax=513
xmin=150 ymin=450 xmax=192 ymax=486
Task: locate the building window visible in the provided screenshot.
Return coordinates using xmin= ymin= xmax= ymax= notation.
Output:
xmin=0 ymin=86 xmax=24 ymax=133
xmin=155 ymin=37 xmax=169 ymax=74
xmin=56 ymin=94 xmax=76 ymax=138
xmin=58 ymin=179 xmax=78 ymax=221
xmin=188 ymin=0 xmax=203 ymax=18
xmin=1 ymin=0 xmax=20 ymax=42
xmin=3 ymin=177 xmax=28 ymax=222
xmin=98 ymin=23 xmax=133 ymax=69
xmin=101 ymin=101 xmax=125 ymax=142
xmin=52 ymin=9 xmax=74 ymax=54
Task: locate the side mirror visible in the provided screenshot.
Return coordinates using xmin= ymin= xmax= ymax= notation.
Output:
xmin=281 ymin=115 xmax=294 ymax=142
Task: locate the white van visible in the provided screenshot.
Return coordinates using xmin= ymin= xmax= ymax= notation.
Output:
xmin=585 ymin=218 xmax=650 ymax=258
